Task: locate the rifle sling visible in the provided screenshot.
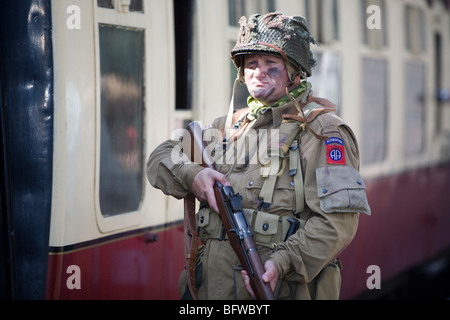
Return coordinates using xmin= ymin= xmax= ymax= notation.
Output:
xmin=184 ymin=194 xmax=200 ymax=300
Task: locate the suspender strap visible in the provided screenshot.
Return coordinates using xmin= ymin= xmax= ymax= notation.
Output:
xmin=289 ymin=139 xmax=305 ymax=214
xmin=258 ymin=121 xmax=301 ymax=210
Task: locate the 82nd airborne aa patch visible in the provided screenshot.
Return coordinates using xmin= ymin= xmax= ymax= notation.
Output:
xmin=326 ymin=137 xmax=345 ymax=165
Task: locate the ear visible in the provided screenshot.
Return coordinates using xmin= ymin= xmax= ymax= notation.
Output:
xmin=286 ymin=61 xmax=301 ymax=84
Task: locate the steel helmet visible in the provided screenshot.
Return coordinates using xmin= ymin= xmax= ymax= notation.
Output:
xmin=231 ymin=12 xmax=316 ymax=81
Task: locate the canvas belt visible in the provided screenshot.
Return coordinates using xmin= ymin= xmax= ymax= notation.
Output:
xmin=197 ymin=208 xmax=304 ymax=249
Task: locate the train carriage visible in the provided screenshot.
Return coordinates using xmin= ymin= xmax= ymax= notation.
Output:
xmin=1 ymin=0 xmax=449 ymax=300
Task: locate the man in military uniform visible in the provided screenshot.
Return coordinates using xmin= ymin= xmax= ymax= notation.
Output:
xmin=147 ymin=12 xmax=371 ymax=300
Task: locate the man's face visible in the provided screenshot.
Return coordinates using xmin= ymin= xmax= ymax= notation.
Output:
xmin=243 ymin=53 xmax=291 ymax=106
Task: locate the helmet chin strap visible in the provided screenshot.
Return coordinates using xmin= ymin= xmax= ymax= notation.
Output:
xmin=225 ymin=76 xmax=240 ymax=130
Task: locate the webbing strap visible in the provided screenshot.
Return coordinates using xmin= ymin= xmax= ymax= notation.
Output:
xmin=289 ymin=139 xmax=304 ymax=214
xmin=258 ymin=121 xmax=301 ymax=210
xmin=258 ymin=173 xmax=278 ymax=209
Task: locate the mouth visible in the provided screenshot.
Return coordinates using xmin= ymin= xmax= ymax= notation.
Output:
xmin=252 ymin=81 xmax=268 ymax=87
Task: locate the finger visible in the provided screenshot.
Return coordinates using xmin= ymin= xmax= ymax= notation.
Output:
xmin=209 ymin=170 xmax=229 ymax=187
xmin=217 ymin=173 xmax=231 ymax=186
xmin=206 ymin=187 xmax=219 ymax=213
xmin=241 ymin=270 xmax=256 ymax=300
xmin=262 ymin=261 xmax=279 ymax=290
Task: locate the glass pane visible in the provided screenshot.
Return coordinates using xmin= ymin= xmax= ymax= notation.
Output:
xmin=228 ymin=0 xmax=245 ymax=26
xmin=309 ymin=51 xmax=341 ymax=113
xmin=405 ymin=5 xmax=426 ymax=54
xmin=98 ymin=0 xmax=143 ymax=12
xmin=361 ymin=58 xmax=388 ymax=165
xmin=129 ymin=0 xmax=143 ymax=12
xmin=174 ymin=0 xmax=193 ymax=110
xmin=228 ymin=0 xmax=274 ymax=26
xmin=362 ymin=0 xmax=388 ymax=49
xmin=98 ymin=0 xmax=114 ymax=9
xmin=99 ymin=24 xmax=145 ymax=216
xmin=404 ymin=62 xmax=426 ymax=156
xmin=318 ymin=0 xmax=339 ymax=43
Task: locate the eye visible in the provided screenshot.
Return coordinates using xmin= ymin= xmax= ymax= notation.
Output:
xmin=266 ymin=59 xmax=280 ymax=66
xmin=245 ymin=60 xmax=258 ymax=69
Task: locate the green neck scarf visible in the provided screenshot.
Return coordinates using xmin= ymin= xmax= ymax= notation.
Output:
xmin=248 ymin=81 xmax=312 ymax=118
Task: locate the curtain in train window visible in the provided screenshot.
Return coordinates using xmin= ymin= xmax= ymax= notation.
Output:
xmin=361 ymin=58 xmax=388 ymax=165
xmin=404 ymin=62 xmax=426 ymax=156
xmin=309 ymin=51 xmax=341 ymax=113
xmin=99 ymin=24 xmax=144 ymax=216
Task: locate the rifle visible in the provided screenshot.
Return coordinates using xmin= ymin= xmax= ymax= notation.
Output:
xmin=182 ymin=121 xmax=274 ymax=300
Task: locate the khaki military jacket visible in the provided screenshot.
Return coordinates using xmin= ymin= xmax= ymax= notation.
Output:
xmin=147 ymin=95 xmax=371 ymax=300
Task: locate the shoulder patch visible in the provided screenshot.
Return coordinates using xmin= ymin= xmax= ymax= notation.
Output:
xmin=326 ymin=137 xmax=346 ymax=165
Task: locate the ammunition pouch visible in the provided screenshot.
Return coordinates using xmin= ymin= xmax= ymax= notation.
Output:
xmin=196 ymin=207 xmax=304 ymax=249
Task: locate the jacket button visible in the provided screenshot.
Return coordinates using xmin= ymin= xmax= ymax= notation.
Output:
xmin=262 ymin=223 xmax=269 ymax=231
xmin=322 ymin=189 xmax=328 ymax=194
xmin=248 ymin=181 xmax=254 ymax=186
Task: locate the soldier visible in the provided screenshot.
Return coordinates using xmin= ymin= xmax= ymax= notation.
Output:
xmin=147 ymin=12 xmax=371 ymax=300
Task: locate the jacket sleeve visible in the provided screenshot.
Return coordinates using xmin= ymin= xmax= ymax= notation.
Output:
xmin=269 ymin=114 xmax=369 ymax=283
xmin=146 ymin=116 xmax=228 ymax=199
xmin=146 ymin=138 xmax=204 ymax=199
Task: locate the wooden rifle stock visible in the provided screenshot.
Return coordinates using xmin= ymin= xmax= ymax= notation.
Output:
xmin=184 ymin=122 xmax=274 ymax=300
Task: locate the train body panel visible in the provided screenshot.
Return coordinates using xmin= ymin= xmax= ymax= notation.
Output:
xmin=340 ymin=162 xmax=450 ymax=299
xmin=1 ymin=0 xmax=450 ymax=300
xmin=46 ymin=224 xmax=184 ymax=299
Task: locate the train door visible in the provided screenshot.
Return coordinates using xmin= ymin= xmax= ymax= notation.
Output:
xmin=48 ymin=0 xmax=179 ymax=299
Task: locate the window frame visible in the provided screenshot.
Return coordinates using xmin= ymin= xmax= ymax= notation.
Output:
xmin=93 ymin=2 xmax=149 ymax=232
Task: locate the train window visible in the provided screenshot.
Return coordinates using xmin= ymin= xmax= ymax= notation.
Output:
xmin=309 ymin=51 xmax=341 ymax=113
xmin=361 ymin=58 xmax=388 ymax=165
xmin=228 ymin=0 xmax=275 ymax=26
xmin=174 ymin=0 xmax=193 ymax=110
xmin=404 ymin=62 xmax=426 ymax=156
xmin=98 ymin=0 xmax=114 ymax=9
xmin=97 ymin=0 xmax=144 ymax=12
xmin=404 ymin=5 xmax=426 ymax=54
xmin=129 ymin=0 xmax=143 ymax=12
xmin=361 ymin=0 xmax=388 ymax=49
xmin=98 ymin=24 xmax=145 ymax=216
xmin=305 ymin=0 xmax=339 ymax=44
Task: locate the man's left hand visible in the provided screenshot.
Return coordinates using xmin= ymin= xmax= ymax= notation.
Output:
xmin=241 ymin=260 xmax=278 ymax=299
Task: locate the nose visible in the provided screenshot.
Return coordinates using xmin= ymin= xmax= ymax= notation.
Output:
xmin=253 ymin=65 xmax=268 ymax=79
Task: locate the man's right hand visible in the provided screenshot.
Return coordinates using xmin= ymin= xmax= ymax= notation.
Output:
xmin=191 ymin=168 xmax=230 ymax=213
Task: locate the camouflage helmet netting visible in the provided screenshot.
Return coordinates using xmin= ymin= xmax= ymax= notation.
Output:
xmin=231 ymin=12 xmax=316 ymax=78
